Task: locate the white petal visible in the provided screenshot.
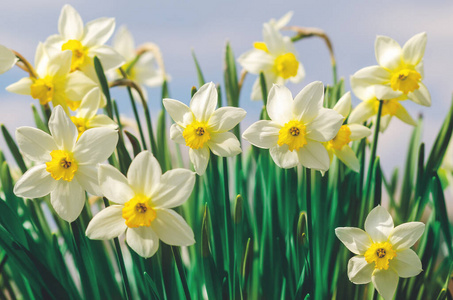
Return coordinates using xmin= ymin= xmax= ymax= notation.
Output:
xmin=48 ymin=50 xmax=72 ymax=77
xmin=347 ymin=256 xmax=374 ymax=284
xmin=269 ymin=144 xmax=299 ymax=169
xmin=0 ymin=45 xmax=17 ymax=74
xmin=6 ymin=77 xmax=32 ymax=95
xmin=333 ymin=92 xmax=351 ymax=118
xmin=242 ymin=120 xmax=280 ymax=149
xmin=75 ymin=165 xmax=101 ymax=196
xmin=87 ymin=115 xmax=118 ymax=129
xmin=391 ymin=249 xmax=423 ymax=278
xmin=402 ymin=32 xmax=427 ymax=67
xmin=49 ymin=106 xmax=78 ymax=151
xmin=207 ymin=132 xmax=241 ymax=157
xmin=348 ymin=101 xmax=376 ymax=124
xmin=151 ymin=168 xmax=196 ymax=209
xmin=306 ymin=108 xmax=344 ymax=142
xmin=98 ymin=164 xmax=135 ymax=204
xmin=297 ymin=140 xmax=330 ymax=171
xmin=395 ymin=105 xmax=417 ymax=126
xmin=351 ymin=66 xmax=391 ymax=85
xmin=127 ymin=151 xmax=162 ymax=197
xmin=78 ymin=87 xmax=102 ymax=120
xmin=189 ymin=147 xmax=210 ymax=176
xmin=273 ymin=11 xmax=293 ymax=29
xmin=126 ymin=227 xmax=159 ymax=258
xmin=372 ymin=269 xmax=399 ymax=300
xmin=379 ymin=115 xmax=392 ymax=133
xmin=65 ymin=71 xmax=97 ymax=104
xmin=151 ymin=208 xmax=195 ymax=246
xmin=82 ymin=17 xmax=115 ymax=48
xmin=374 ymin=85 xmax=403 ymax=100
xmin=86 ymin=205 xmax=127 ymax=239
xmin=113 ymin=26 xmax=135 ymax=61
xmin=408 ymin=82 xmax=431 ymax=107
xmin=190 ymin=82 xmax=218 ymax=122
xmin=335 ymin=227 xmax=372 ymax=255
xmin=263 ymin=23 xmax=286 ymax=54
xmin=388 ymin=222 xmax=425 ymax=250
xmin=50 ymin=180 xmax=85 ymax=222
xmin=89 ymin=45 xmax=125 ymax=71
xmin=13 ymin=165 xmax=56 ymax=198
xmin=58 ymin=4 xmax=84 ymax=40
xmin=348 ymin=124 xmax=372 ymax=140
xmin=169 ymin=124 xmax=186 ymax=144
xmin=267 ymin=85 xmax=293 ymax=124
xmin=293 ymin=81 xmax=324 ymax=123
xmin=237 ymin=49 xmax=274 ymax=74
xmin=163 ymin=99 xmax=193 ymax=126
xmin=73 ymin=127 xmax=118 ymax=164
xmin=207 ymin=107 xmax=246 ymax=132
xmin=364 ymin=206 xmax=394 ymax=242
xmin=375 ymin=35 xmax=402 ymax=70
xmin=350 ymin=76 xmax=376 ymax=102
xmin=34 ymin=43 xmax=49 ymax=77
xmin=16 ymin=127 xmax=56 ymax=162
xmin=335 ymin=146 xmax=360 ymax=173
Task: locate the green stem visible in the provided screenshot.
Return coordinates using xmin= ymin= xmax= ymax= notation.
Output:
xmin=103 ymin=198 xmax=132 ymax=300
xmin=126 ymin=87 xmax=148 ymax=150
xmin=171 ymin=246 xmax=192 ymax=300
xmin=222 ymin=157 xmax=234 ymax=295
xmin=305 ymin=168 xmax=315 ymax=298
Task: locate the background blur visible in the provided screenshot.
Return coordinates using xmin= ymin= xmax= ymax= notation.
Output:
xmin=0 ymin=0 xmax=452 ymax=178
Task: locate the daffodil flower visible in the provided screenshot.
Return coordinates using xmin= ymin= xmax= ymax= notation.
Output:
xmin=349 ymin=76 xmax=417 ymax=132
xmin=13 ymin=106 xmax=118 ymax=222
xmin=324 ymin=92 xmax=372 ymax=172
xmin=111 ymin=26 xmax=166 ymax=90
xmin=0 ymin=45 xmax=18 ymax=74
xmin=6 ymin=43 xmax=96 ymax=112
xmin=44 ymin=4 xmax=124 ymax=81
xmin=351 ymin=32 xmax=430 ymax=108
xmin=163 ymin=82 xmax=246 ymax=175
xmin=85 ymin=151 xmax=196 ymax=258
xmin=238 ymin=23 xmax=305 ymax=101
xmin=242 ymin=82 xmax=344 ymax=171
xmin=268 ymin=11 xmax=293 ymax=30
xmin=70 ymin=87 xmax=118 ymax=140
xmin=335 ymin=206 xmax=425 ymax=300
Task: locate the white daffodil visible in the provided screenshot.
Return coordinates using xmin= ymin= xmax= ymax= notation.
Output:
xmin=349 ymin=76 xmax=417 ymax=132
xmin=163 ymin=82 xmax=246 ymax=175
xmin=238 ymin=22 xmax=305 ymax=101
xmin=0 ymin=45 xmax=18 ymax=74
xmin=351 ymin=32 xmax=430 ymax=107
xmin=112 ymin=26 xmax=165 ymax=88
xmin=44 ymin=4 xmax=124 ymax=81
xmin=13 ymin=106 xmax=118 ymax=222
xmin=86 ymin=151 xmax=196 ymax=258
xmin=335 ymin=206 xmax=425 ymax=300
xmin=324 ymin=92 xmax=372 ymax=172
xmin=242 ymin=82 xmax=344 ymax=171
xmin=6 ymin=43 xmax=96 ymax=112
xmin=70 ymin=87 xmax=118 ymax=140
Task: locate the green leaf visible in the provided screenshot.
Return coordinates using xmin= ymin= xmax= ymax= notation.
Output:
xmin=124 ymin=130 xmax=142 ymax=157
xmin=94 ymin=56 xmax=113 ymax=119
xmin=192 ymin=50 xmax=206 ymax=87
xmin=1 ymin=124 xmax=27 ymax=173
xmin=31 ymin=104 xmax=49 ymax=133
xmin=224 ymin=42 xmax=239 ymax=107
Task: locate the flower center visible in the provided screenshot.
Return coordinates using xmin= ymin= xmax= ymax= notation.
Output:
xmin=253 ymin=42 xmax=269 ymax=53
xmin=70 ymin=116 xmax=88 ymax=140
xmin=390 ymin=68 xmax=421 ymax=94
xmin=364 ymin=242 xmax=397 ymax=270
xmin=30 ymin=76 xmax=54 ymax=105
xmin=182 ymin=121 xmax=211 ymax=149
xmin=45 ymin=150 xmax=78 ymax=182
xmin=274 ymin=53 xmax=299 ymax=79
xmin=372 ymin=99 xmax=402 ymax=117
xmin=278 ymin=120 xmax=307 ymax=151
xmin=328 ymin=125 xmax=351 ymax=151
xmin=62 ymin=39 xmax=88 ymax=71
xmin=122 ymin=194 xmax=156 ymax=228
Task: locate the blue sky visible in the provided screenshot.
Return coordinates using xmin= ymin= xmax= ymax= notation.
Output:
xmin=1 ymin=0 xmax=452 ymax=175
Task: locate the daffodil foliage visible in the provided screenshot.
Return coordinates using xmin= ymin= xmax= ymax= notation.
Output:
xmin=0 ymin=6 xmax=451 ymax=300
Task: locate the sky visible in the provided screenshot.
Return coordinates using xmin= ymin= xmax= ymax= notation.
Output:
xmin=0 ymin=0 xmax=452 ymax=181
